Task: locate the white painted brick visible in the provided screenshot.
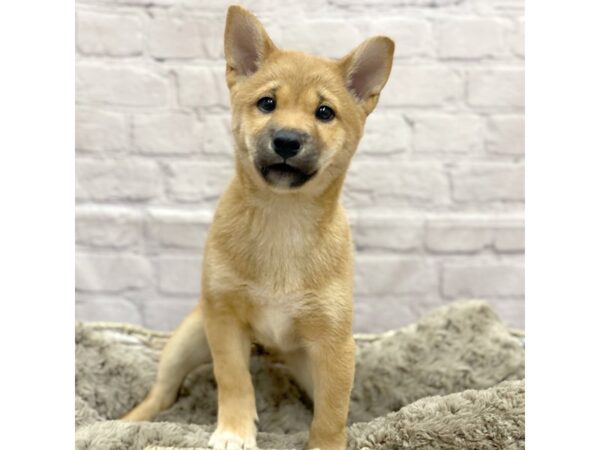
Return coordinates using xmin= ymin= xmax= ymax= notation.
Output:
xmin=77 ymin=64 xmax=168 ymax=106
xmin=181 ymin=0 xmax=325 ymax=12
xmin=176 ymin=67 xmax=229 ymax=108
xmin=200 ymin=115 xmax=234 ymax=158
xmin=354 ymin=255 xmax=437 ymax=296
xmin=353 ymin=296 xmax=415 ymax=333
xmin=158 ymin=255 xmax=202 ymax=295
xmin=442 ymin=263 xmax=524 ymax=298
xmin=166 ymin=162 xmax=233 ymax=204
xmin=367 ymin=18 xmax=433 ymax=58
xmin=133 ymin=113 xmax=200 ymax=155
xmin=147 ymin=15 xmax=223 ymax=59
xmin=486 ymin=115 xmax=525 ymax=155
xmin=76 ymin=253 xmax=153 ymax=292
xmin=511 ymin=19 xmax=525 ymax=57
xmin=76 ymin=159 xmax=161 ymax=202
xmin=88 ymin=0 xmax=175 ymax=5
xmin=272 ymin=21 xmax=362 ymax=58
xmin=451 ymin=163 xmax=524 ymax=203
xmin=76 ymin=296 xmax=142 ymax=325
xmin=487 ymin=298 xmax=524 ymax=328
xmin=412 ymin=115 xmax=485 ymax=153
xmin=353 ymin=214 xmax=423 ymax=252
xmin=467 ymin=68 xmax=524 ymax=108
xmin=494 ymin=224 xmax=524 ymax=252
xmin=344 ymin=162 xmax=449 ymax=207
xmin=437 ymin=18 xmax=506 ymax=59
xmin=76 ymin=109 xmax=129 ymax=153
xmin=331 ymin=0 xmax=462 ymax=6
xmin=74 ymin=2 xmax=525 ymax=331
xmin=147 ymin=208 xmax=212 ymax=249
xmin=76 ymin=11 xmax=142 ymax=57
xmin=143 ymin=298 xmax=197 ymax=331
xmin=76 ymin=206 xmax=143 ymax=248
xmin=357 ymin=112 xmax=411 ymax=157
xmin=426 ymin=221 xmax=493 ymax=253
xmin=381 ymin=65 xmax=463 ymax=107
xmin=425 ymin=217 xmax=524 ymax=253
xmin=492 ymin=0 xmax=525 ymax=14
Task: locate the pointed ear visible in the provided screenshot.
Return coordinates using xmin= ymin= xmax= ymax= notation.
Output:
xmin=340 ymin=36 xmax=394 ymax=113
xmin=224 ymin=6 xmax=276 ymax=82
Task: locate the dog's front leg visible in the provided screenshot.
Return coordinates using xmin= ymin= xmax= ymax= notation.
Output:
xmin=306 ymin=335 xmax=355 ymax=450
xmin=205 ymin=305 xmax=257 ymax=450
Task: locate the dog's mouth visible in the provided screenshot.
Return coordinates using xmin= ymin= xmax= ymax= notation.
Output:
xmin=259 ymin=163 xmax=316 ymax=188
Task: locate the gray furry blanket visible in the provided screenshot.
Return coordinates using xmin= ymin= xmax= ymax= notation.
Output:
xmin=75 ymin=300 xmax=525 ymax=450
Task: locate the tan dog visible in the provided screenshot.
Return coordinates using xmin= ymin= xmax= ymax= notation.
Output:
xmin=123 ymin=5 xmax=394 ymax=450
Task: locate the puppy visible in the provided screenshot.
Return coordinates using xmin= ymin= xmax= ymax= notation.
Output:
xmin=123 ymin=5 xmax=394 ymax=450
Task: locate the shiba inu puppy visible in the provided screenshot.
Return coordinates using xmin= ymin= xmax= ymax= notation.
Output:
xmin=123 ymin=5 xmax=394 ymax=450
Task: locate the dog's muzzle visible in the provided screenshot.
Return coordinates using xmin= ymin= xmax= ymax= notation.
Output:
xmin=254 ymin=128 xmax=319 ymax=188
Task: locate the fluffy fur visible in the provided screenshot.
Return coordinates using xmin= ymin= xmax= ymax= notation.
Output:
xmin=123 ymin=5 xmax=394 ymax=450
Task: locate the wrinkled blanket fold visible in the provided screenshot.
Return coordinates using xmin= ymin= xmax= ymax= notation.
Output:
xmin=75 ymin=300 xmax=525 ymax=450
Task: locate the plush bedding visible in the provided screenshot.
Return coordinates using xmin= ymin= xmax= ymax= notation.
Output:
xmin=75 ymin=300 xmax=525 ymax=450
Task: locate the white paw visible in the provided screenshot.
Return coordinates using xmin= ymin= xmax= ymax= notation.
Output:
xmin=208 ymin=429 xmax=257 ymax=450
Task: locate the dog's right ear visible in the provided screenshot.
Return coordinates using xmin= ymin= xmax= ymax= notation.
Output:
xmin=224 ymin=6 xmax=276 ymax=84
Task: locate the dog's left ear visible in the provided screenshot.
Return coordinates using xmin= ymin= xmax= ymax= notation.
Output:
xmin=224 ymin=5 xmax=276 ymax=85
xmin=340 ymin=36 xmax=395 ymax=114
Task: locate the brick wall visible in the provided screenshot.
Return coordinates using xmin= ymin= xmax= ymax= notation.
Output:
xmin=75 ymin=0 xmax=525 ymax=332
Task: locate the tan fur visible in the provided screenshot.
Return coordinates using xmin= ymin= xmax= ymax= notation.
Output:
xmin=123 ymin=5 xmax=394 ymax=450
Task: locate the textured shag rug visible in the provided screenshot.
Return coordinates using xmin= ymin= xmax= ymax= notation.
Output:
xmin=75 ymin=300 xmax=525 ymax=450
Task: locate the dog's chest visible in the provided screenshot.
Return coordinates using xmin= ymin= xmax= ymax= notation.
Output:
xmin=249 ymin=293 xmax=302 ymax=352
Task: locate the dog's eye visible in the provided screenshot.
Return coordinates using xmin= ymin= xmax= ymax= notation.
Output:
xmin=257 ymin=97 xmax=276 ymax=113
xmin=315 ymin=105 xmax=335 ymax=122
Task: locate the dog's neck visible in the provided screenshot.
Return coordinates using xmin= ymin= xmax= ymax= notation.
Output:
xmin=232 ymin=158 xmax=346 ymax=223
xmin=212 ymin=160 xmax=348 ymax=292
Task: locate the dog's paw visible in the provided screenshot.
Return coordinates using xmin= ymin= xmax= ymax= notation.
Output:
xmin=208 ymin=429 xmax=257 ymax=450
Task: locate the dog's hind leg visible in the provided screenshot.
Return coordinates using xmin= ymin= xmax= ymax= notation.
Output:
xmin=122 ymin=304 xmax=210 ymax=421
xmin=283 ymin=349 xmax=314 ymax=400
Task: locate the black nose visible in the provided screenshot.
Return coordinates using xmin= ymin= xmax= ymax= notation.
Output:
xmin=273 ymin=129 xmax=303 ymax=159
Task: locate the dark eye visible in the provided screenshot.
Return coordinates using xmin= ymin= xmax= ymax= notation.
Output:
xmin=315 ymin=105 xmax=335 ymax=122
xmin=257 ymin=96 xmax=276 ymax=113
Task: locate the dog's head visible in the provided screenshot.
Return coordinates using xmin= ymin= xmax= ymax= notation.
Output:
xmin=224 ymin=6 xmax=394 ymax=194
